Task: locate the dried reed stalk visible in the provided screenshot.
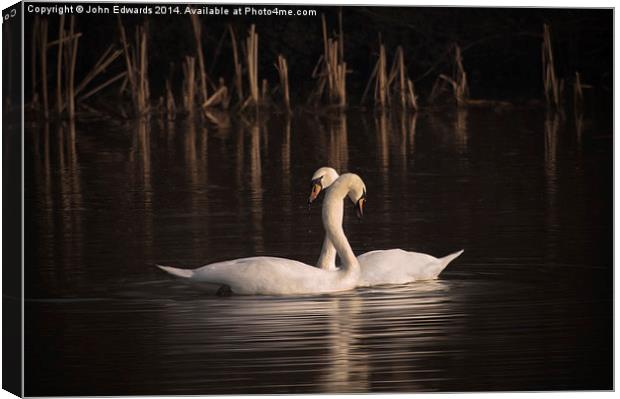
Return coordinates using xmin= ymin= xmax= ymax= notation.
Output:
xmin=375 ymin=44 xmax=388 ymax=108
xmin=56 ymin=15 xmax=65 ymax=115
xmin=40 ymin=18 xmax=49 ymax=118
xmin=138 ymin=25 xmax=150 ymax=115
xmin=542 ymin=24 xmax=560 ymax=109
xmin=387 ymin=46 xmax=407 ymax=109
xmin=439 ymin=43 xmax=469 ymax=107
xmin=75 ymin=45 xmax=122 ymax=96
xmin=190 ymin=14 xmax=208 ymax=105
xmin=245 ymin=24 xmax=260 ymax=106
xmin=228 ymin=25 xmax=244 ymax=103
xmin=182 ymin=56 xmax=196 ymax=114
xmin=118 ymin=18 xmax=150 ymax=116
xmin=78 ymin=72 xmax=127 ymax=102
xmin=203 ymin=84 xmax=228 ymax=108
xmin=118 ymin=17 xmax=137 ymax=110
xmin=275 ymin=55 xmax=290 ymax=110
xmin=31 ymin=16 xmax=40 ymax=105
xmin=66 ymin=15 xmax=79 ymax=119
xmin=406 ymin=79 xmax=418 ymax=111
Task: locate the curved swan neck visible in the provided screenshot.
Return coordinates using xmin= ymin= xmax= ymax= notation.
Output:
xmin=322 ymin=175 xmax=361 ymax=272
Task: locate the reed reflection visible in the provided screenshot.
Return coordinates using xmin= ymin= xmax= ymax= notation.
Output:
xmin=245 ymin=117 xmax=264 ymax=254
xmin=183 ymin=121 xmax=210 ymax=260
xmin=454 ymin=108 xmax=468 ymax=152
xmin=31 ymin=122 xmax=85 ymax=293
xmin=131 ymin=120 xmax=154 ymax=263
xmin=544 ymin=111 xmax=560 ymax=261
xmin=314 ymin=113 xmax=349 ymax=174
xmin=375 ymin=111 xmax=390 ymax=173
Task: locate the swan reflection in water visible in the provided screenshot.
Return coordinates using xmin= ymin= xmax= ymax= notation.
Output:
xmin=152 ymin=279 xmax=464 ymax=393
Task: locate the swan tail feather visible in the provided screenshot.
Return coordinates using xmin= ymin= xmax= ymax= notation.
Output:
xmin=156 ymin=264 xmax=195 ymax=279
xmin=426 ymin=249 xmax=464 ymax=279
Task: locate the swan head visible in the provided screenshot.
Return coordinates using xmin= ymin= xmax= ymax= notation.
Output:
xmin=308 ymin=167 xmax=340 ymax=204
xmin=330 ymin=173 xmax=367 ymax=219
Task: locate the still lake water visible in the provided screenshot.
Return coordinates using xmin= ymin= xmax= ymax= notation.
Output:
xmin=24 ymin=108 xmax=612 ymax=394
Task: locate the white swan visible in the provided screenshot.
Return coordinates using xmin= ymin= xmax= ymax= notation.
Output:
xmin=157 ymin=173 xmax=367 ymax=296
xmin=309 ymin=167 xmax=463 ymax=286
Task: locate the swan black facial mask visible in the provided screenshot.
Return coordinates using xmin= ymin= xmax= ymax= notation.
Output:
xmin=355 ymin=190 xmax=366 ymax=219
xmin=308 ymin=177 xmax=323 ymax=205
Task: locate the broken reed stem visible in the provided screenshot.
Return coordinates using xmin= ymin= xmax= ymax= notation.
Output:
xmin=203 ymin=84 xmax=228 ymax=108
xmin=406 ymin=78 xmax=418 ymax=111
xmin=75 ymin=45 xmax=122 ymax=97
xmin=228 ymin=25 xmax=244 ymax=102
xmin=542 ymin=24 xmax=560 ymax=109
xmin=182 ymin=56 xmax=196 ymax=114
xmin=453 ymin=44 xmax=468 ymax=107
xmin=40 ymin=18 xmax=49 ymax=119
xmin=78 ymin=71 xmax=127 ymax=102
xmin=190 ymin=14 xmax=208 ymax=105
xmin=276 ymin=55 xmax=291 ymax=110
xmin=246 ymin=24 xmax=260 ymax=106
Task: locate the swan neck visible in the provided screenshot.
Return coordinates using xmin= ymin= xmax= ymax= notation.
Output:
xmin=322 ymin=186 xmax=359 ymax=272
xmin=317 ymin=236 xmax=337 ymax=270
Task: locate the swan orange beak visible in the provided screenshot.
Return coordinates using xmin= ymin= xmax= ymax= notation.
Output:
xmin=308 ymin=180 xmax=323 ymax=206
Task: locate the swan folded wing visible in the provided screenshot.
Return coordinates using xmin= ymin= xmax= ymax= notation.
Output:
xmin=189 ymin=256 xmax=347 ymax=295
xmin=357 ymin=249 xmax=444 ymax=286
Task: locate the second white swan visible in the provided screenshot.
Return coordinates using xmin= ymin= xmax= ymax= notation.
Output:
xmin=309 ymin=167 xmax=463 ymax=286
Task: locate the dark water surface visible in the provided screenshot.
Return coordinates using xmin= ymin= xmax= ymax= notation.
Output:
xmin=24 ymin=108 xmax=612 ymax=394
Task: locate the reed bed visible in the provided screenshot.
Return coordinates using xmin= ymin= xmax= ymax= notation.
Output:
xmin=363 ymin=44 xmax=417 ymax=111
xmin=30 ymin=15 xmax=122 ymax=120
xmin=311 ymin=13 xmax=347 ymax=107
xmin=25 ymin=14 xmax=590 ymax=122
